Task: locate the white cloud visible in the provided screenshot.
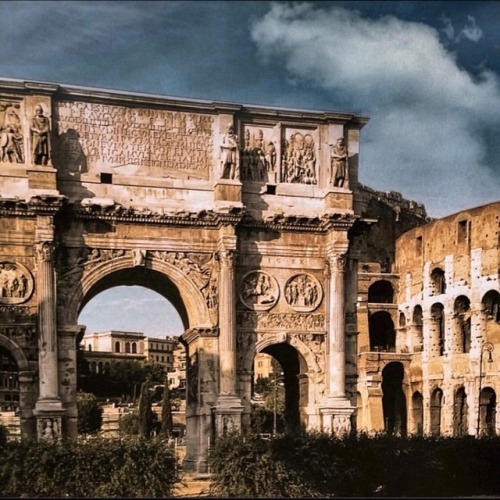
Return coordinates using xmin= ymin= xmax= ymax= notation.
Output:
xmin=251 ymin=3 xmax=500 ymax=217
xmin=460 ymin=15 xmax=483 ymax=43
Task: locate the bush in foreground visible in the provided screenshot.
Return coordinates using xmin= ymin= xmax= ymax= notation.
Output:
xmin=0 ymin=436 xmax=179 ymax=498
xmin=208 ymin=432 xmax=500 ymax=498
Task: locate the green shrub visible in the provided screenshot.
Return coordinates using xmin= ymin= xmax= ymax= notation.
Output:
xmin=208 ymin=432 xmax=500 ymax=498
xmin=0 ymin=436 xmax=178 ymax=497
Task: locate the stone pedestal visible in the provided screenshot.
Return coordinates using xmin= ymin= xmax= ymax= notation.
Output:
xmin=320 ymin=397 xmax=354 ymax=437
xmin=213 ymin=395 xmax=244 ymax=435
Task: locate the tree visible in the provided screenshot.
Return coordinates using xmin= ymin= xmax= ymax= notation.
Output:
xmin=77 ymin=391 xmax=103 ymax=436
xmin=159 ymin=378 xmax=173 ymax=439
xmin=138 ymin=380 xmax=156 ymax=439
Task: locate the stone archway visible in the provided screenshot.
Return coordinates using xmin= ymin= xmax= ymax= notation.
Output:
xmin=251 ymin=332 xmax=324 ymax=434
xmin=56 ymin=249 xmax=218 ymax=470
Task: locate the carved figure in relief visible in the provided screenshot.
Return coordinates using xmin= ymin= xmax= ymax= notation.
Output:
xmin=285 ymin=274 xmax=322 ymax=312
xmin=0 ymin=263 xmax=32 ymax=304
xmin=30 ymin=104 xmax=51 ymax=165
xmin=240 ymin=272 xmax=279 ymax=310
xmin=220 ymin=125 xmax=239 ymax=180
xmin=330 ymin=137 xmax=348 ymax=188
xmin=282 ymin=132 xmax=317 ymax=185
xmin=240 ymin=128 xmax=276 ymax=182
xmin=0 ymin=103 xmax=24 ymax=163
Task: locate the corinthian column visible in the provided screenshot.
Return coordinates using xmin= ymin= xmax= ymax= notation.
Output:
xmin=213 ymin=244 xmax=243 ymax=437
xmin=328 ymin=253 xmax=347 ymax=398
xmin=320 ymin=250 xmax=353 ymax=436
xmin=36 ymin=241 xmax=60 ymax=401
xmin=218 ymin=248 xmax=237 ymax=395
xmin=34 ymin=239 xmax=63 ymax=441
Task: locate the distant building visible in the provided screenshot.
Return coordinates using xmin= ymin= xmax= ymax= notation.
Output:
xmin=81 ymin=330 xmax=181 ymax=382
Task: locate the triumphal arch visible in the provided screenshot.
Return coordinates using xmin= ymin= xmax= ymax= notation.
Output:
xmin=0 ymin=78 xmax=368 ymax=471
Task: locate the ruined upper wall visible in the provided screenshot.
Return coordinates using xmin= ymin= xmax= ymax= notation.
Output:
xmin=0 ymin=78 xmax=368 ymax=218
xmin=395 ymin=202 xmax=500 ymax=300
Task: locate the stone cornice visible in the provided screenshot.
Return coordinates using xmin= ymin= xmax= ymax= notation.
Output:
xmin=72 ymin=203 xmax=244 ymax=227
xmin=241 ymin=212 xmax=357 ymax=233
xmin=0 ymin=195 xmax=66 ymax=217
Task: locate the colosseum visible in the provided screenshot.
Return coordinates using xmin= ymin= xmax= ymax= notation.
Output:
xmin=0 ymin=78 xmax=497 ymax=470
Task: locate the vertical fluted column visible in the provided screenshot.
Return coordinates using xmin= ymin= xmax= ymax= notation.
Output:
xmin=218 ymin=248 xmax=237 ymax=396
xmin=328 ymin=253 xmax=347 ymax=398
xmin=35 ymin=241 xmax=59 ymax=401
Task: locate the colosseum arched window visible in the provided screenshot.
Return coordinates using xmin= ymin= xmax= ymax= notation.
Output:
xmin=453 ymin=386 xmax=468 ymax=437
xmin=368 ymin=280 xmax=394 ymax=303
xmin=369 ymin=311 xmax=395 ymax=351
xmin=430 ymin=388 xmax=443 ymax=436
xmin=430 ymin=267 xmax=446 ymax=295
xmin=430 ymin=303 xmax=445 ymax=356
xmin=482 ymin=290 xmax=500 ymax=323
xmin=454 ymin=296 xmax=471 ymax=353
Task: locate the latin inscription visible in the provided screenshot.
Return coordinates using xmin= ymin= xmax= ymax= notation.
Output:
xmin=56 ymin=102 xmax=214 ymax=178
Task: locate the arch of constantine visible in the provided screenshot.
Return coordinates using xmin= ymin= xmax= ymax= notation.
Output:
xmin=0 ymin=78 xmax=498 ymax=472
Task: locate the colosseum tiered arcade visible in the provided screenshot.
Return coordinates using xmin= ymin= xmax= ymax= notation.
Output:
xmin=0 ymin=78 xmax=497 ymax=472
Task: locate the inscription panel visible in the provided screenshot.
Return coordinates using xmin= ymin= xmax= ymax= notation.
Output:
xmin=55 ymin=101 xmax=214 ymax=179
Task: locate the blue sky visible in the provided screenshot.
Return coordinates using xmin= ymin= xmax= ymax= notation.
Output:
xmin=2 ymin=1 xmax=499 ymax=336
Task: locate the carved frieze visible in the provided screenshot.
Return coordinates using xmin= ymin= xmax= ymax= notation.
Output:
xmin=0 ymin=262 xmax=34 ymax=305
xmin=237 ymin=311 xmax=325 ymax=331
xmin=239 ymin=271 xmax=279 ymax=311
xmin=0 ymin=324 xmax=37 ymax=345
xmin=284 ymin=273 xmax=323 ymax=312
xmin=86 ymin=248 xmax=126 ymax=266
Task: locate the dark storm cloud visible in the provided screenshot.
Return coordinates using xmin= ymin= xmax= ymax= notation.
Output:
xmin=0 ymin=0 xmax=499 ymax=218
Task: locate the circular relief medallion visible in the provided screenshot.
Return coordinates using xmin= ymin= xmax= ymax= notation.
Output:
xmin=284 ymin=273 xmax=323 ymax=312
xmin=0 ymin=262 xmax=34 ymax=305
xmin=239 ymin=271 xmax=280 ymax=311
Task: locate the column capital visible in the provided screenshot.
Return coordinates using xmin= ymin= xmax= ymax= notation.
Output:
xmin=35 ymin=241 xmax=55 ymax=263
xmin=326 ymin=253 xmax=347 ymax=272
xmin=217 ymin=248 xmax=237 ymax=267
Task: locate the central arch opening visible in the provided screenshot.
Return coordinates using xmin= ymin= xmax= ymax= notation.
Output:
xmin=77 ymin=267 xmax=189 ymax=442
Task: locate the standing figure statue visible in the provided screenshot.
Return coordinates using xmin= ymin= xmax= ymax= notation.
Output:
xmin=220 ymin=125 xmax=239 ymax=180
xmin=330 ymin=137 xmax=348 ymax=188
xmin=30 ymin=104 xmax=51 ymax=165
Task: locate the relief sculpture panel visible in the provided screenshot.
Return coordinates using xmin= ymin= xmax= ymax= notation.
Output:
xmin=240 ymin=126 xmax=277 ymax=183
xmin=0 ymin=262 xmax=34 ymax=305
xmin=284 ymin=273 xmax=323 ymax=312
xmin=0 ymin=101 xmax=25 ymax=164
xmin=239 ymin=271 xmax=279 ymax=311
xmin=281 ymin=129 xmax=318 ymax=185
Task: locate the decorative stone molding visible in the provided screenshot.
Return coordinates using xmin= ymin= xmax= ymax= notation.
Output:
xmin=284 ymin=273 xmax=323 ymax=312
xmin=0 ymin=262 xmax=34 ymax=305
xmin=239 ymin=271 xmax=279 ymax=311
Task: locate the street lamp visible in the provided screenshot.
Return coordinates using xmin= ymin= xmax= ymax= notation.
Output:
xmin=476 ymin=342 xmax=494 ymax=436
xmin=272 ymin=371 xmax=284 ymax=436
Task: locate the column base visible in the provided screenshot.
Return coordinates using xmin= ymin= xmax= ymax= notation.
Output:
xmin=213 ymin=395 xmax=244 ymax=436
xmin=319 ymin=397 xmax=355 ymax=437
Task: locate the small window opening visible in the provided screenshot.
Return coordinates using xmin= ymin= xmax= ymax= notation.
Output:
xmin=100 ymin=173 xmax=113 ymax=184
xmin=416 ymin=236 xmax=423 ymax=257
xmin=266 ymin=184 xmax=276 ymax=195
